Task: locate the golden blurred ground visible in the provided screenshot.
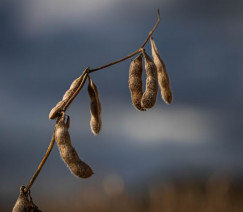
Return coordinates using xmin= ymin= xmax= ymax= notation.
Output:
xmin=6 ymin=177 xmax=243 ymax=212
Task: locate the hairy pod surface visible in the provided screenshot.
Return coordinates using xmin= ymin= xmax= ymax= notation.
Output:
xmin=62 ymin=76 xmax=82 ymax=101
xmin=55 ymin=114 xmax=93 ymax=178
xmin=141 ymin=51 xmax=158 ymax=109
xmin=49 ymin=77 xmax=82 ymax=120
xmin=12 ymin=186 xmax=30 ymax=212
xmin=150 ymin=37 xmax=172 ymax=104
xmin=12 ymin=186 xmax=41 ymax=212
xmin=88 ymin=78 xmax=102 ymax=135
xmin=128 ymin=54 xmax=146 ymax=111
xmin=49 ymin=67 xmax=89 ymax=120
xmin=49 ymin=100 xmax=66 ymax=120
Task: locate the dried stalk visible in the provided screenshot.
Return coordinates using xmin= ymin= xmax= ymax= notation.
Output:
xmin=24 ymin=9 xmax=161 ymax=194
xmin=89 ymin=9 xmax=160 ymax=73
xmin=140 ymin=9 xmax=160 ymax=49
xmin=24 ymin=127 xmax=57 ymax=193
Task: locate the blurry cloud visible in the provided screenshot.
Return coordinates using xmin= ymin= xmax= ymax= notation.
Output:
xmin=121 ymin=107 xmax=218 ymax=144
xmin=17 ymin=0 xmax=115 ymax=34
xmin=14 ymin=0 xmax=175 ymax=35
xmin=100 ymin=103 xmax=220 ymax=145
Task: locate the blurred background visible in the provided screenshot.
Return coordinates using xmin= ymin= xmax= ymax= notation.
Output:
xmin=1 ymin=0 xmax=243 ymax=211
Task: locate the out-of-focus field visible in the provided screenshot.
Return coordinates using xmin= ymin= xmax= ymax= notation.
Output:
xmin=5 ymin=178 xmax=243 ymax=212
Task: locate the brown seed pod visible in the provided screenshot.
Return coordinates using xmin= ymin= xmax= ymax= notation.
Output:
xmin=49 ymin=77 xmax=82 ymax=120
xmin=128 ymin=54 xmax=146 ymax=111
xmin=12 ymin=186 xmax=42 ymax=212
xmin=49 ymin=100 xmax=65 ymax=120
xmin=87 ymin=77 xmax=102 ymax=135
xmin=55 ymin=113 xmax=93 ymax=178
xmin=141 ymin=50 xmax=158 ymax=109
xmin=49 ymin=67 xmax=89 ymax=120
xmin=62 ymin=76 xmax=82 ymax=101
xmin=150 ymin=37 xmax=172 ymax=104
xmin=12 ymin=186 xmax=31 ymax=212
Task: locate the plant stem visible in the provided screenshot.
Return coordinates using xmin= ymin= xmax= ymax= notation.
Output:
xmin=140 ymin=9 xmax=160 ymax=49
xmin=24 ymin=9 xmax=161 ymax=193
xmin=24 ymin=129 xmax=56 ymax=193
xmin=88 ymin=49 xmax=143 ymax=73
xmin=89 ymin=9 xmax=160 ymax=73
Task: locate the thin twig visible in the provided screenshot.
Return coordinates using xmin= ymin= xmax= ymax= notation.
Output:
xmin=140 ymin=9 xmax=160 ymax=48
xmin=89 ymin=9 xmax=160 ymax=73
xmin=24 ymin=9 xmax=161 ymax=192
xmin=89 ymin=49 xmax=142 ymax=73
xmin=24 ymin=126 xmax=57 ymax=193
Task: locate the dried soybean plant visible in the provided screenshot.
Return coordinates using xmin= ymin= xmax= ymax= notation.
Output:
xmin=13 ymin=9 xmax=173 ymax=211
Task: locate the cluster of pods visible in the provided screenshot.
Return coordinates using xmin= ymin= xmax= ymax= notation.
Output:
xmin=129 ymin=37 xmax=172 ymax=112
xmin=46 ymin=37 xmax=172 ymax=181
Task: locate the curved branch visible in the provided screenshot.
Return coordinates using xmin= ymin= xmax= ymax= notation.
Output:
xmin=89 ymin=49 xmax=142 ymax=73
xmin=140 ymin=9 xmax=160 ymax=48
xmin=24 ymin=126 xmax=57 ymax=193
xmin=89 ymin=9 xmax=160 ymax=73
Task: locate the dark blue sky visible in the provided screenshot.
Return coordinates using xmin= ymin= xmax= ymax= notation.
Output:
xmin=1 ymin=0 xmax=243 ymax=207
